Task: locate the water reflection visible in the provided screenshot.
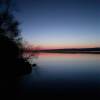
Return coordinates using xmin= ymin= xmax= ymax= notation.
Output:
xmin=19 ymin=53 xmax=100 ymax=90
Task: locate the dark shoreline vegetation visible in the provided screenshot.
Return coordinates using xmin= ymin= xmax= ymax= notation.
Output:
xmin=0 ymin=0 xmax=33 ymax=79
xmin=0 ymin=34 xmax=33 ymax=77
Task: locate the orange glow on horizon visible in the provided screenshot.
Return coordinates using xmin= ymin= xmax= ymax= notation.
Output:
xmin=39 ymin=44 xmax=99 ymax=50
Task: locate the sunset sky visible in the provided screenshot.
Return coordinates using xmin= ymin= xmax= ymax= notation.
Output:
xmin=14 ymin=0 xmax=100 ymax=49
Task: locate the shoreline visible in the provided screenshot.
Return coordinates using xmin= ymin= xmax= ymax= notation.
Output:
xmin=32 ymin=51 xmax=100 ymax=54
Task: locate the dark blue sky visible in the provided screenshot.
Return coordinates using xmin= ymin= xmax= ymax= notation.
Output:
xmin=14 ymin=0 xmax=100 ymax=48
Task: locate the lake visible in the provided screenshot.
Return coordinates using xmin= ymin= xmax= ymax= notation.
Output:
xmin=16 ymin=53 xmax=100 ymax=96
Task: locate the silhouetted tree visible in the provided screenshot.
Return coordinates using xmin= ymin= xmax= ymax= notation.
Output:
xmin=0 ymin=0 xmax=21 ymax=40
xmin=0 ymin=0 xmax=33 ymax=77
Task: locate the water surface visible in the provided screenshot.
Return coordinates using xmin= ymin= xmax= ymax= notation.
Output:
xmin=18 ymin=53 xmax=100 ymax=90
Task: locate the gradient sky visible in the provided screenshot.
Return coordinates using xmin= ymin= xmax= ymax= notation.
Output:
xmin=14 ymin=0 xmax=100 ymax=49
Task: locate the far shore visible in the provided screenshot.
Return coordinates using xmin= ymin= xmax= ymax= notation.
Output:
xmin=30 ymin=47 xmax=100 ymax=54
xmin=38 ymin=51 xmax=100 ymax=54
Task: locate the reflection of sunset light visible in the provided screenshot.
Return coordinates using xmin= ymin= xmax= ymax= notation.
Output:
xmin=39 ymin=53 xmax=100 ymax=60
xmin=39 ymin=53 xmax=80 ymax=58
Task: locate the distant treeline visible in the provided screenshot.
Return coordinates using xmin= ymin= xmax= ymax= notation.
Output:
xmin=32 ymin=47 xmax=100 ymax=54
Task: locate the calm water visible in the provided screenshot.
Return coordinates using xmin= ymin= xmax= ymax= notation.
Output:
xmin=18 ymin=53 xmax=100 ymax=91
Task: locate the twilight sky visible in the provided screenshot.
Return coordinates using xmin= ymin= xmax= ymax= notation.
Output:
xmin=14 ymin=0 xmax=100 ymax=49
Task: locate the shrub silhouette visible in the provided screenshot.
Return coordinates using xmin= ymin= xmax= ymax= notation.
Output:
xmin=0 ymin=0 xmax=32 ymax=79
